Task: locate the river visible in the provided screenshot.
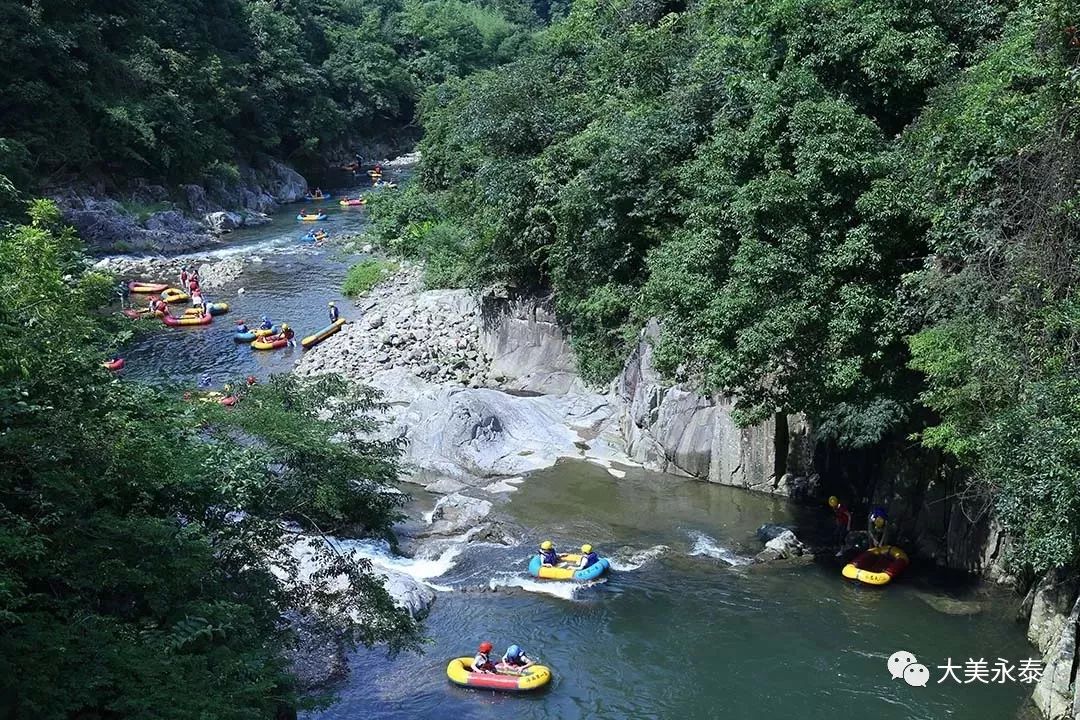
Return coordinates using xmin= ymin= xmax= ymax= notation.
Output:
xmin=114 ymin=182 xmax=1036 ymax=720
xmin=307 ymin=462 xmax=1035 ymax=720
xmin=120 ymin=190 xmax=373 ymax=385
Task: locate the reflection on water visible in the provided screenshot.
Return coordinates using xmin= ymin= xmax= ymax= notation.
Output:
xmin=306 ymin=462 xmax=1034 ymax=720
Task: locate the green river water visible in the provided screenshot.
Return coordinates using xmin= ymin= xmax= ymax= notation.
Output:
xmin=305 ymin=461 xmax=1037 ymax=720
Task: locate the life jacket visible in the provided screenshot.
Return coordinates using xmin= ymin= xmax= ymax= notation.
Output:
xmin=260 ymin=320 xmax=273 ymax=330
xmin=540 ymin=549 xmax=558 ymax=565
xmin=834 ymin=504 xmax=851 ymax=527
xmin=581 ymin=551 xmax=599 ymax=569
xmin=502 ymin=653 xmax=528 ymax=667
xmin=329 ymin=306 xmax=339 ymax=321
xmin=473 ymin=652 xmax=495 ymax=671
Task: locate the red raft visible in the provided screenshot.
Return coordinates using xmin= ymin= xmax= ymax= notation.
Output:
xmin=842 ymin=545 xmax=909 ymax=586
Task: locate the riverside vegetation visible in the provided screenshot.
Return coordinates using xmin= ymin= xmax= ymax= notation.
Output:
xmin=366 ymin=0 xmax=1080 ymax=575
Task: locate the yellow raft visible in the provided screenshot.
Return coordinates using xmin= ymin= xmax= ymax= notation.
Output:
xmin=160 ymin=287 xmax=190 ymax=303
xmin=842 ymin=545 xmax=910 ymax=586
xmin=446 ymin=658 xmax=551 ymax=692
xmin=301 ymin=318 xmax=345 ymax=349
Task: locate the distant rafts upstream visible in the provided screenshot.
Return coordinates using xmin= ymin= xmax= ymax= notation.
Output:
xmin=305 ymin=461 xmax=1035 ymax=720
xmin=117 ymin=191 xmax=375 ymax=385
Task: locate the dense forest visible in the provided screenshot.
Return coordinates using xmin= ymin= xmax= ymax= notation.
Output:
xmin=0 ymin=0 xmax=543 ymax=186
xmin=368 ymin=0 xmax=1080 ymax=573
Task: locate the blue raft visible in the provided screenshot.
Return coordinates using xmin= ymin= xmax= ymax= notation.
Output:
xmin=528 ymin=553 xmax=610 ymax=582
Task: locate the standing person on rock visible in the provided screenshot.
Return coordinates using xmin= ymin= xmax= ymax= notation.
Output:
xmin=828 ymin=496 xmax=852 ymax=557
xmin=180 ymin=266 xmax=189 ymax=290
xmin=328 ymin=301 xmax=340 ymax=323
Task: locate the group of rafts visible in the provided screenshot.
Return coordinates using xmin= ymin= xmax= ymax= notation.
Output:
xmin=447 ymin=542 xmax=610 ymax=693
xmin=122 ymin=281 xmax=347 ymax=351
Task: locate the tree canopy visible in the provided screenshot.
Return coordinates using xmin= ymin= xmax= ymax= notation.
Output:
xmin=368 ymin=0 xmax=1080 ymax=571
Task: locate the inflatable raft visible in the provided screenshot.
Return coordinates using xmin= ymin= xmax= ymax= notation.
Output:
xmin=160 ymin=288 xmax=190 ymax=303
xmin=339 ymin=197 xmax=366 ymax=206
xmin=296 ymin=213 xmax=327 ymax=221
xmin=304 ymin=193 xmax=331 ymax=201
xmin=528 ymin=554 xmax=610 ymax=582
xmin=102 ymin=358 xmax=125 ymax=371
xmin=301 ymin=230 xmax=327 ymax=243
xmin=234 ymin=326 xmax=276 ymax=342
xmin=446 ymin=658 xmax=551 ymax=692
xmin=183 ymin=302 xmax=229 ymax=317
xmin=842 ymin=545 xmax=909 ymax=586
xmin=251 ymin=336 xmax=289 ymax=350
xmin=128 ymin=281 xmax=169 ymax=293
xmin=301 ymin=318 xmax=345 ymax=349
xmin=163 ymin=313 xmax=213 ymax=327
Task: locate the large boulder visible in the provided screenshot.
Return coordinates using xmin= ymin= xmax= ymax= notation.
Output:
xmin=204 ymin=210 xmax=242 ymax=234
xmin=1027 ymin=569 xmax=1080 ymax=655
xmin=284 ymin=614 xmax=349 ymax=690
xmin=754 ymin=529 xmax=809 ymax=563
xmin=424 ymin=493 xmax=493 ymax=536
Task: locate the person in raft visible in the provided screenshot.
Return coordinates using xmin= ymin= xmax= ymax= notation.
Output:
xmin=500 ymin=645 xmax=536 ymax=670
xmin=538 ymin=540 xmax=560 ymax=567
xmin=191 ymin=289 xmax=205 ymax=315
xmin=259 ymin=315 xmax=274 ymax=331
xmin=280 ymin=323 xmax=297 ymax=348
xmin=828 ymin=496 xmax=853 ymax=557
xmin=577 ymin=544 xmax=600 ymax=570
xmin=473 ymin=641 xmax=498 ymax=673
xmin=236 ymin=319 xmax=249 ymax=333
xmin=198 ymin=372 xmax=212 ymax=389
xmin=328 ymin=301 xmax=340 ymax=322
xmin=868 ymin=508 xmax=889 ymax=548
xmin=312 ymin=187 xmax=324 ymax=198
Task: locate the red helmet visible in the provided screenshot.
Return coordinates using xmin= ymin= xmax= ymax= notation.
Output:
xmin=478 ymin=641 xmax=493 ymax=653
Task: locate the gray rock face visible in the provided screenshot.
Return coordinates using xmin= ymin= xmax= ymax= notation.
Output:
xmin=480 ymin=291 xmax=584 ymax=395
xmin=266 ymin=159 xmax=308 ymax=203
xmin=390 ymin=383 xmax=613 ymax=483
xmin=616 ymin=320 xmax=813 ymax=492
xmin=54 ymin=160 xmax=309 ymax=255
xmin=1028 ymin=569 xmax=1080 ymax=655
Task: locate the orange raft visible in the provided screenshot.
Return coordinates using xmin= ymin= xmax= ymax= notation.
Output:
xmin=842 ymin=545 xmax=909 ymax=586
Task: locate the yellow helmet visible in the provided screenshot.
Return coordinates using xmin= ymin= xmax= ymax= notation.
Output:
xmin=282 ymin=323 xmax=290 ymax=331
xmin=539 ymin=540 xmax=553 ymax=550
xmin=581 ymin=544 xmax=593 ymax=553
xmin=828 ymin=496 xmax=839 ymax=509
xmin=873 ymin=516 xmax=886 ymax=529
